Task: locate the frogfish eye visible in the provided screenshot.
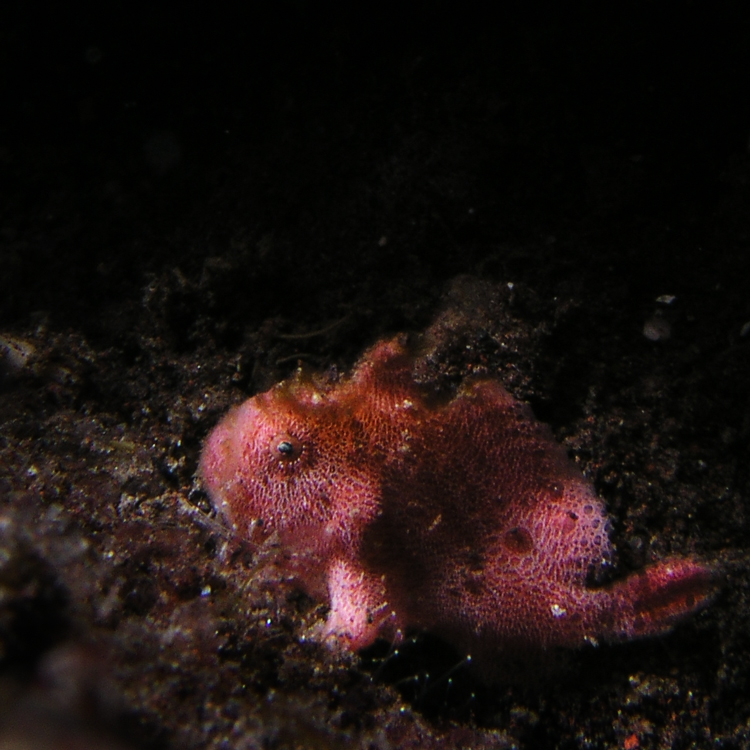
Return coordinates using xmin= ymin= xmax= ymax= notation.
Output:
xmin=277 ymin=440 xmax=294 ymax=456
xmin=272 ymin=433 xmax=303 ymax=462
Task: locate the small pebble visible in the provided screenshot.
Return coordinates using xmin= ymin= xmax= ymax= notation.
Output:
xmin=643 ymin=316 xmax=671 ymax=342
xmin=0 ymin=334 xmax=36 ymax=379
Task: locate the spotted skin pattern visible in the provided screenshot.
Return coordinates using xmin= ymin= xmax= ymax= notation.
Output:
xmin=199 ymin=336 xmax=714 ymax=673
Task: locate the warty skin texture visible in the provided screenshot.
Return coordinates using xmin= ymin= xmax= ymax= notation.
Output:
xmin=199 ymin=336 xmax=715 ymax=676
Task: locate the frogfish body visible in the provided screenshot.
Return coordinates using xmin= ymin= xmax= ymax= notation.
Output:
xmin=199 ymin=336 xmax=714 ymax=674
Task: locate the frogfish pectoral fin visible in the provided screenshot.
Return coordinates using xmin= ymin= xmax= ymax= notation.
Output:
xmin=318 ymin=558 xmax=402 ymax=650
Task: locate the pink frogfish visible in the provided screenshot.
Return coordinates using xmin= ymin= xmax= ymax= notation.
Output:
xmin=199 ymin=336 xmax=714 ymax=675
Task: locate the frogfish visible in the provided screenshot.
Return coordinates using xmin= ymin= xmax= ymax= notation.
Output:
xmin=199 ymin=336 xmax=714 ymax=676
